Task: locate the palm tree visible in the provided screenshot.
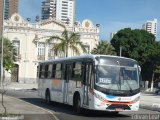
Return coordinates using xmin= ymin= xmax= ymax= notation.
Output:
xmin=47 ymin=29 xmax=86 ymax=58
xmin=91 ymin=40 xmax=116 ymax=55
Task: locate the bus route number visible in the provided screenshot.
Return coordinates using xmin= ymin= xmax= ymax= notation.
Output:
xmin=99 ymin=78 xmax=111 ymax=84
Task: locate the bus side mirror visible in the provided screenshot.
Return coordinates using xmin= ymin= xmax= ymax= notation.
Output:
xmin=138 ymin=66 xmax=142 ymax=87
xmin=138 ymin=66 xmax=141 ymax=73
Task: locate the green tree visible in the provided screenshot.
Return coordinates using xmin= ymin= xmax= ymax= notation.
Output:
xmin=47 ymin=29 xmax=86 ymax=58
xmin=155 ymin=66 xmax=160 ymax=74
xmin=91 ymin=40 xmax=116 ymax=55
xmin=154 ymin=65 xmax=160 ymax=84
xmin=145 ymin=41 xmax=160 ymax=91
xmin=0 ymin=37 xmax=16 ymax=115
xmin=110 ymin=28 xmax=159 ymax=86
xmin=0 ymin=37 xmax=15 ymax=72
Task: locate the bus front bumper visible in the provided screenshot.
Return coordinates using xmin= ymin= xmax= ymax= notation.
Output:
xmin=94 ymin=101 xmax=140 ymax=112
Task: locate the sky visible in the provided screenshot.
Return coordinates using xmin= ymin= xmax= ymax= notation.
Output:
xmin=19 ymin=0 xmax=160 ymax=40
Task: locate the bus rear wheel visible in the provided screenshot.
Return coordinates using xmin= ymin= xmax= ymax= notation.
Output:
xmin=73 ymin=95 xmax=81 ymax=114
xmin=45 ymin=90 xmax=51 ymax=104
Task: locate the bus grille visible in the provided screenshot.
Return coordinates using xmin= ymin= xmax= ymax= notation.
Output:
xmin=107 ymin=104 xmax=131 ymax=110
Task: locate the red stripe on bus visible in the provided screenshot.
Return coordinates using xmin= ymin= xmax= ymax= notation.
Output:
xmin=103 ymin=100 xmax=135 ymax=105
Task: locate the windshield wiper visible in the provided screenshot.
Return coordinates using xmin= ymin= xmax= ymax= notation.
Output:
xmin=125 ymin=79 xmax=133 ymax=95
xmin=121 ymin=69 xmax=133 ymax=95
xmin=124 ymin=77 xmax=133 ymax=93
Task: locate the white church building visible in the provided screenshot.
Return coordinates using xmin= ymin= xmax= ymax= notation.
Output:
xmin=4 ymin=13 xmax=99 ymax=83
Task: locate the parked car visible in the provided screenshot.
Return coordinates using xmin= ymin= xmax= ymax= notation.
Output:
xmin=155 ymin=87 xmax=160 ymax=95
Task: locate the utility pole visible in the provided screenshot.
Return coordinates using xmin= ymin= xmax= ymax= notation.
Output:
xmin=1 ymin=0 xmax=5 ymax=87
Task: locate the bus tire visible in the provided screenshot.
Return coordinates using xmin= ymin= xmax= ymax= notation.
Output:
xmin=45 ymin=89 xmax=51 ymax=104
xmin=73 ymin=95 xmax=81 ymax=114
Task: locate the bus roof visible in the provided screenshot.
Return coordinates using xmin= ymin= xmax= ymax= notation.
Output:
xmin=39 ymin=54 xmax=137 ymax=64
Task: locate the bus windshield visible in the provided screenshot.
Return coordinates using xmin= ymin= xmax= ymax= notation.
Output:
xmin=96 ymin=65 xmax=139 ymax=92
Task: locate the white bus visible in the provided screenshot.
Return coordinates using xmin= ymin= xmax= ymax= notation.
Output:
xmin=38 ymin=55 xmax=141 ymax=113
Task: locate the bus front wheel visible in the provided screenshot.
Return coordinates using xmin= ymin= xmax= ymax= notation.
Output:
xmin=73 ymin=95 xmax=81 ymax=114
xmin=45 ymin=89 xmax=51 ymax=104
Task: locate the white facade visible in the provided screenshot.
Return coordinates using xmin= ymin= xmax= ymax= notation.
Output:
xmin=110 ymin=32 xmax=117 ymax=40
xmin=42 ymin=0 xmax=75 ymax=27
xmin=142 ymin=19 xmax=157 ymax=37
xmin=4 ymin=14 xmax=99 ymax=83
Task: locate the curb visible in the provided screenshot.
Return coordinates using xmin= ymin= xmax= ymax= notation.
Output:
xmin=6 ymin=96 xmax=60 ymax=120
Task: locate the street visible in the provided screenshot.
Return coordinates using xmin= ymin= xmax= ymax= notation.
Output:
xmin=5 ymin=90 xmax=160 ymax=120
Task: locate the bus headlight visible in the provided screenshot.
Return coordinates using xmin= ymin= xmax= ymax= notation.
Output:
xmin=94 ymin=92 xmax=106 ymax=101
xmin=132 ymin=96 xmax=140 ymax=102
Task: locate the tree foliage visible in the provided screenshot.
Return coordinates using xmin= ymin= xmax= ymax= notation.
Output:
xmin=111 ymin=28 xmax=160 ymax=81
xmin=91 ymin=40 xmax=116 ymax=55
xmin=0 ymin=37 xmax=16 ymax=115
xmin=0 ymin=37 xmax=15 ymax=72
xmin=47 ymin=29 xmax=86 ymax=58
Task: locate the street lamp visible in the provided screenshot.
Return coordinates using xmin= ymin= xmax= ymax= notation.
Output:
xmin=27 ymin=18 xmax=31 ymax=22
xmin=96 ymin=24 xmax=100 ymax=28
xmin=1 ymin=0 xmax=5 ymax=87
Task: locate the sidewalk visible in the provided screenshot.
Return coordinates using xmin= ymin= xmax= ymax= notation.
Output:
xmin=0 ymin=82 xmax=38 ymax=90
xmin=0 ymin=95 xmax=57 ymax=120
xmin=140 ymin=93 xmax=160 ymax=112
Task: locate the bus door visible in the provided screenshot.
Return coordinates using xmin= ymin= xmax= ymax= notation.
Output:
xmin=63 ymin=64 xmax=71 ymax=104
xmin=83 ymin=62 xmax=92 ymax=106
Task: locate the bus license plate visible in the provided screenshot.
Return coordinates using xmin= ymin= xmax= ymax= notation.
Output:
xmin=115 ymin=108 xmax=123 ymax=111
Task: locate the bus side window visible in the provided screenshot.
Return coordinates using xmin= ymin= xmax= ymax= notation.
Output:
xmin=64 ymin=64 xmax=72 ymax=80
xmin=55 ymin=63 xmax=62 ymax=79
xmin=71 ymin=62 xmax=75 ymax=79
xmin=51 ymin=64 xmax=56 ymax=78
xmin=45 ymin=65 xmax=49 ymax=78
xmin=90 ymin=65 xmax=94 ymax=90
xmin=47 ymin=64 xmax=52 ymax=79
xmin=40 ymin=65 xmax=45 ymax=79
xmin=88 ymin=64 xmax=92 ymax=86
xmin=64 ymin=64 xmax=68 ymax=80
xmin=83 ymin=62 xmax=93 ymax=87
xmin=39 ymin=65 xmax=42 ymax=78
xmin=37 ymin=65 xmax=39 ymax=78
xmin=61 ymin=64 xmax=63 ymax=78
xmin=72 ymin=62 xmax=83 ymax=81
xmin=82 ymin=62 xmax=86 ymax=85
xmin=64 ymin=64 xmax=67 ymax=80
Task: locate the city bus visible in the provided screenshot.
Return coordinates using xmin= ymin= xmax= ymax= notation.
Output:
xmin=37 ymin=55 xmax=141 ymax=113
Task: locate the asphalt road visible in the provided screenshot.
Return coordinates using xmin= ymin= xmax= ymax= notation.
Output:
xmin=6 ymin=90 xmax=160 ymax=120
